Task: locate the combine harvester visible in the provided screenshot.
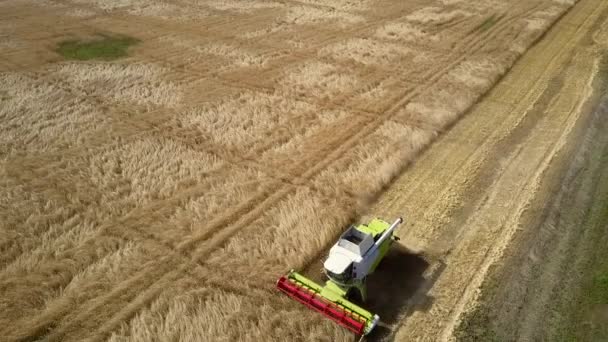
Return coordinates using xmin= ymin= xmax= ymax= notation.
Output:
xmin=277 ymin=217 xmax=403 ymax=337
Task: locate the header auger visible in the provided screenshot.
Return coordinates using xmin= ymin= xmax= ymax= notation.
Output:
xmin=276 ymin=217 xmax=403 ymax=336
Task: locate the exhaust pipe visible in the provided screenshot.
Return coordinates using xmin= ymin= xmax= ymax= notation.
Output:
xmin=374 ymin=217 xmax=403 ymax=248
xmin=364 ymin=217 xmax=403 ymax=257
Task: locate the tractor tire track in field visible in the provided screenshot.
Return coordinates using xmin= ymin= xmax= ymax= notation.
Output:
xmin=361 ymin=0 xmax=608 ymax=340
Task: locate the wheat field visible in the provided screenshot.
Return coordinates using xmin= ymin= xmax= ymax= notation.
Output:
xmin=0 ymin=0 xmax=576 ymax=340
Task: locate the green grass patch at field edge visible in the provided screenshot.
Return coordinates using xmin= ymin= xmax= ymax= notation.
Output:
xmin=56 ymin=34 xmax=139 ymax=61
xmin=591 ymin=272 xmax=608 ymax=304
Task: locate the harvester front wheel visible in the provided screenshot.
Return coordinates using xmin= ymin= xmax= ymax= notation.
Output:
xmin=346 ymin=282 xmax=367 ymax=303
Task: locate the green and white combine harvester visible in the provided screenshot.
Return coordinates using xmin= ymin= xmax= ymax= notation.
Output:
xmin=276 ymin=217 xmax=403 ymax=336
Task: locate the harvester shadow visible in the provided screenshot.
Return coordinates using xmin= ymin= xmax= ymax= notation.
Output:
xmin=364 ymin=243 xmax=434 ymax=342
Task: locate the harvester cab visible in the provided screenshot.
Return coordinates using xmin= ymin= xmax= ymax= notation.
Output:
xmin=276 ymin=217 xmax=403 ymax=336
